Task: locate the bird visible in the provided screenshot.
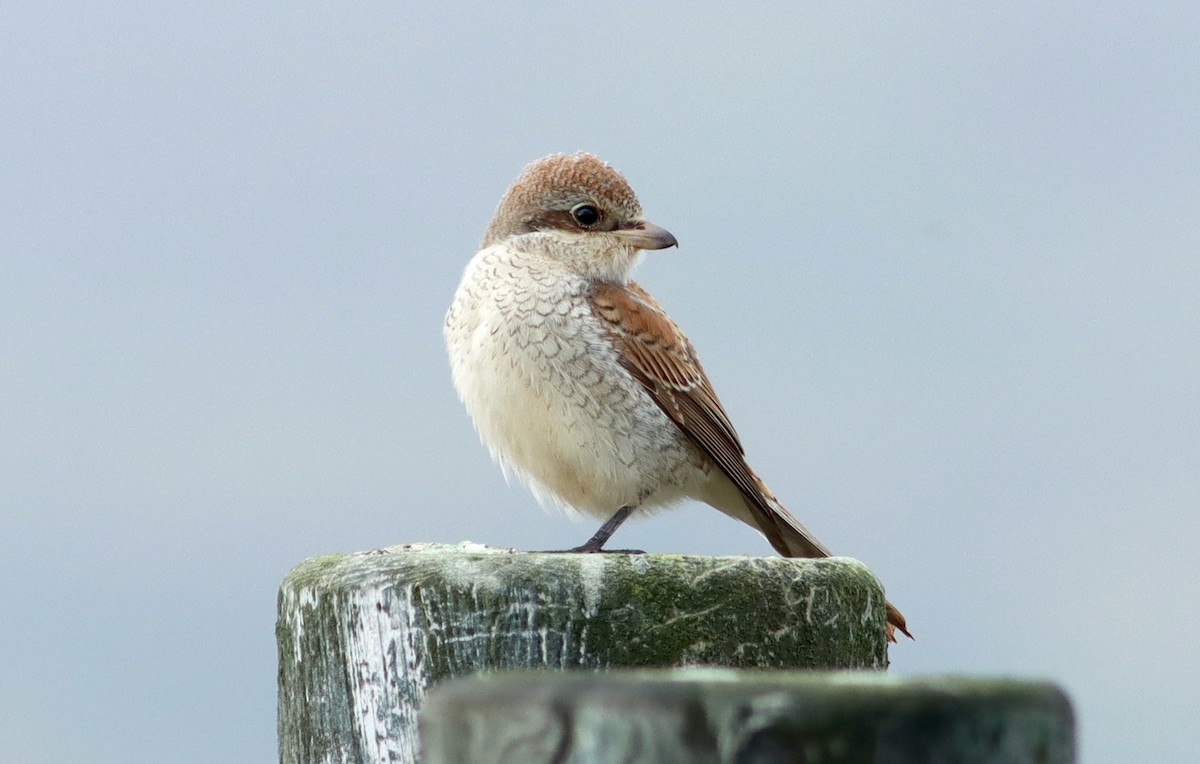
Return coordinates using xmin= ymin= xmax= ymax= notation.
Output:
xmin=444 ymin=152 xmax=911 ymax=642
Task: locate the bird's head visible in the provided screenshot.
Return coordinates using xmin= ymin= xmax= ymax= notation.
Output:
xmin=481 ymin=153 xmax=677 ymax=281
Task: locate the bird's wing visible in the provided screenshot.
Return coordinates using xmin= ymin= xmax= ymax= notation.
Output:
xmin=590 ymin=280 xmax=914 ymax=642
xmin=589 ymin=280 xmax=791 ymax=553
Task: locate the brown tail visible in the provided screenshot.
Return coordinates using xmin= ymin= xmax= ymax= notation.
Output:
xmin=752 ymin=477 xmax=913 ymax=643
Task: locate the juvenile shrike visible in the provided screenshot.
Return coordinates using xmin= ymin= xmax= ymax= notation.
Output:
xmin=444 ymin=153 xmax=910 ymax=641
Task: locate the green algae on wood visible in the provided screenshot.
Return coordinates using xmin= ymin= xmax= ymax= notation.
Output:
xmin=277 ymin=542 xmax=891 ymax=764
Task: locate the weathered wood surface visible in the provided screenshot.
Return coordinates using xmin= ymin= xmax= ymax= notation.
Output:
xmin=420 ymin=671 xmax=1075 ymax=764
xmin=277 ymin=542 xmax=891 ymax=764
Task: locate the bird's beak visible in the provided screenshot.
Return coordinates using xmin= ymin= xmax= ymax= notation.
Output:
xmin=613 ymin=221 xmax=678 ymax=251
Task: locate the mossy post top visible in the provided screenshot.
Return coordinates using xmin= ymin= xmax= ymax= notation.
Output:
xmin=277 ymin=542 xmax=893 ymax=763
xmin=280 ymin=542 xmax=891 ymax=671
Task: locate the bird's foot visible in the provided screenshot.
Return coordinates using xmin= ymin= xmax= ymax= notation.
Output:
xmin=534 ymin=546 xmax=646 ymax=554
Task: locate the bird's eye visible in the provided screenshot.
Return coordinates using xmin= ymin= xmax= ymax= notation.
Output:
xmin=571 ymin=204 xmax=600 ymax=227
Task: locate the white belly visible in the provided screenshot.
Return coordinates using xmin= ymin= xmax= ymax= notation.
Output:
xmin=444 ymin=247 xmax=705 ymax=518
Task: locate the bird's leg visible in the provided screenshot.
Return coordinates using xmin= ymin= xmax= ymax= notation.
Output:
xmin=536 ymin=506 xmax=644 ymax=554
xmin=573 ymin=506 xmax=638 ymax=552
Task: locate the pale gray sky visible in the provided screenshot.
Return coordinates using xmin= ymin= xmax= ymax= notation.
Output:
xmin=3 ymin=3 xmax=1197 ymax=762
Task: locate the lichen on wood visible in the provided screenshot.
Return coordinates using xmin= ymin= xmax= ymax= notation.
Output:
xmin=277 ymin=542 xmax=891 ymax=764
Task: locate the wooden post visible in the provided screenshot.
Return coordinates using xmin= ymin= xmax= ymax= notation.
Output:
xmin=277 ymin=542 xmax=891 ymax=764
xmin=420 ymin=671 xmax=1076 ymax=763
